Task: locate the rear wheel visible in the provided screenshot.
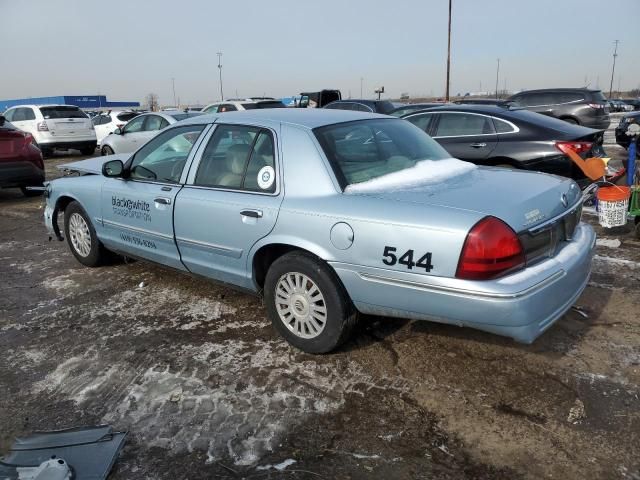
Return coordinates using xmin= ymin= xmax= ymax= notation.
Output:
xmin=80 ymin=147 xmax=96 ymax=155
xmin=264 ymin=251 xmax=358 ymax=353
xmin=101 ymin=145 xmax=114 ymax=156
xmin=63 ymin=201 xmax=106 ymax=267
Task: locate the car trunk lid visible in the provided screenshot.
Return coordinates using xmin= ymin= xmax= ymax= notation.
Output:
xmin=39 ymin=106 xmax=93 ymax=138
xmin=352 ymin=166 xmax=582 ymax=234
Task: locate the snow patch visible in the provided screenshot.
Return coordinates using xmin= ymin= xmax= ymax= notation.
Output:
xmin=256 ymin=459 xmax=297 ymax=471
xmin=344 ymin=158 xmax=476 ymax=194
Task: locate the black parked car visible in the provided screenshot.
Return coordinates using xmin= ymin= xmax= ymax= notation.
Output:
xmin=508 ymin=88 xmax=610 ymax=130
xmin=615 ymin=112 xmax=640 ymax=151
xmin=454 ymin=98 xmax=520 ymax=108
xmin=389 ymin=103 xmax=449 ymax=117
xmin=324 ymin=99 xmax=396 ymax=114
xmin=401 ymin=105 xmax=607 ymax=187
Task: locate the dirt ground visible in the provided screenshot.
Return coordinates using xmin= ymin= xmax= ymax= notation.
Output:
xmin=1 ymin=116 xmax=639 ymax=479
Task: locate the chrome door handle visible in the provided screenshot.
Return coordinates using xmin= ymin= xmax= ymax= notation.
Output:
xmin=470 ymin=143 xmax=487 ymax=148
xmin=154 ymin=197 xmax=171 ymax=205
xmin=240 ymin=209 xmax=263 ymax=218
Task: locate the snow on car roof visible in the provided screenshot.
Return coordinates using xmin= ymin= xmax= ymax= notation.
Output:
xmin=177 ymin=108 xmax=393 ymax=130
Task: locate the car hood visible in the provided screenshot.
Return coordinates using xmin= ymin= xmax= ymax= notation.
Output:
xmin=57 ymin=155 xmax=130 ymax=174
xmin=349 ymin=166 xmax=581 ymax=233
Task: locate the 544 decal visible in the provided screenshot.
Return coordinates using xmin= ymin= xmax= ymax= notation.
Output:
xmin=382 ymin=246 xmax=434 ymax=272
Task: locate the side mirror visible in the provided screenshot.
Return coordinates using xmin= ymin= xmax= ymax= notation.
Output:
xmin=102 ymin=159 xmax=124 ymax=177
xmin=114 ymin=127 xmax=123 ymax=135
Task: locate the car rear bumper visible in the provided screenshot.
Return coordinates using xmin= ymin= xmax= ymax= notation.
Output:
xmin=331 ymin=222 xmax=596 ymax=343
xmin=0 ymin=161 xmax=45 ymax=188
xmin=37 ymin=140 xmax=97 ymax=151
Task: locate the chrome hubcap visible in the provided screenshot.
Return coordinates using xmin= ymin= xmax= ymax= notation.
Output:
xmin=275 ymin=272 xmax=327 ymax=339
xmin=69 ymin=213 xmax=91 ymax=257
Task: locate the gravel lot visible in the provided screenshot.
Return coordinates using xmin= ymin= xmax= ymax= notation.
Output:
xmin=1 ymin=115 xmax=639 ymax=479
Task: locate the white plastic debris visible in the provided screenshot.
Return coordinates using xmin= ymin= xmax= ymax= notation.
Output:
xmin=596 ymin=238 xmax=621 ymax=248
xmin=169 ymin=389 xmax=182 ymax=403
xmin=138 ymin=282 xmax=145 ymax=289
xmin=256 ymin=459 xmax=297 ymax=471
xmin=567 ymin=399 xmax=586 ymax=424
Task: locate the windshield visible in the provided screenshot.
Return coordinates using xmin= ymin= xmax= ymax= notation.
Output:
xmin=241 ymin=101 xmax=286 ymax=110
xmin=168 ymin=112 xmax=204 ymax=122
xmin=314 ymin=119 xmax=450 ymax=189
xmin=39 ymin=106 xmax=88 ymax=119
xmin=376 ymin=101 xmax=396 ymax=114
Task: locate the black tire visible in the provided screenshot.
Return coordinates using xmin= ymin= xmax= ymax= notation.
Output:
xmin=101 ymin=145 xmax=114 ymax=156
xmin=80 ymin=147 xmax=96 ymax=155
xmin=63 ymin=201 xmax=106 ymax=267
xmin=20 ymin=186 xmax=43 ymax=197
xmin=264 ymin=251 xmax=358 ymax=354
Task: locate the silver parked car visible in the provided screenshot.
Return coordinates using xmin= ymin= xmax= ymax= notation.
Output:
xmin=43 ymin=109 xmax=595 ymax=353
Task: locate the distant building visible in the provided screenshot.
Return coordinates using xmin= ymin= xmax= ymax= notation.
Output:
xmin=0 ymin=95 xmax=140 ymax=112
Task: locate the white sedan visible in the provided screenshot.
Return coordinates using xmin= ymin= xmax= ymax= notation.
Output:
xmin=92 ymin=110 xmax=143 ymax=145
xmin=100 ymin=111 xmax=203 ymax=155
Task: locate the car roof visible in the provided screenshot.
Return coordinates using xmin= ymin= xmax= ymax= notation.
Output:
xmin=512 ymin=88 xmax=601 ymax=94
xmin=402 ymin=104 xmax=512 ymax=115
xmin=177 ymin=108 xmax=393 ymax=129
xmin=6 ymin=104 xmax=80 ymax=109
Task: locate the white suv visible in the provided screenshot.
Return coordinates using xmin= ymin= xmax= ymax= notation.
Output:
xmin=92 ymin=110 xmax=142 ymax=145
xmin=201 ymin=98 xmax=286 ymax=114
xmin=3 ymin=104 xmax=97 ymax=157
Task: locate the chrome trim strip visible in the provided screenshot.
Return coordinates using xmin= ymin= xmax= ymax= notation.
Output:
xmin=528 ymin=199 xmax=582 ymax=234
xmin=404 ymin=111 xmax=521 ymax=137
xmin=175 ymin=235 xmax=243 ymax=258
xmin=102 ymin=219 xmax=174 ymax=240
xmin=357 ymin=270 xmax=565 ymax=299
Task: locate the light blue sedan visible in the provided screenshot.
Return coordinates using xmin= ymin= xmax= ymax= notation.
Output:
xmin=44 ymin=109 xmax=595 ymax=353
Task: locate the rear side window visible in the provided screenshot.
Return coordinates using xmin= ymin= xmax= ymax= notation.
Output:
xmin=325 ymin=102 xmax=351 ymax=110
xmin=194 ymin=125 xmax=276 ymax=192
xmin=3 ymin=109 xmax=16 ymax=121
xmin=92 ymin=114 xmax=111 ymax=126
xmin=353 ymin=103 xmax=373 ymax=112
xmin=203 ymin=105 xmax=219 ymax=114
xmin=12 ymin=108 xmax=36 ymax=121
xmin=39 ymin=106 xmax=87 ymax=119
xmin=218 ymin=104 xmax=237 ymax=112
xmin=493 ymin=118 xmax=517 ymax=133
xmin=557 ymin=92 xmax=585 ymax=103
xmin=434 ymin=113 xmax=496 ymax=137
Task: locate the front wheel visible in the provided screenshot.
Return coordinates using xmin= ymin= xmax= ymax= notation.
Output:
xmin=101 ymin=145 xmax=114 ymax=156
xmin=63 ymin=201 xmax=106 ymax=267
xmin=264 ymin=251 xmax=358 ymax=353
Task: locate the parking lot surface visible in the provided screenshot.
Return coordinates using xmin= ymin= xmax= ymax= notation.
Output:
xmin=1 ymin=120 xmax=639 ymax=479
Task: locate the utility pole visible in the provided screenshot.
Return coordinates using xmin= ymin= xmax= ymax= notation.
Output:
xmin=217 ymin=52 xmax=224 ymax=101
xmin=495 ymin=58 xmax=500 ymax=99
xmin=172 ymin=77 xmax=176 ymax=106
xmin=445 ymin=0 xmax=452 ymax=101
xmin=609 ymin=40 xmax=619 ymax=99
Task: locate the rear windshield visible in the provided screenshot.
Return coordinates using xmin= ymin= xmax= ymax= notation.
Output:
xmin=590 ymin=91 xmax=607 ymax=102
xmin=314 ymin=118 xmax=449 ymax=189
xmin=241 ymin=101 xmax=286 ymax=110
xmin=376 ymin=101 xmax=396 ymax=114
xmin=116 ymin=112 xmax=139 ymax=122
xmin=39 ymin=106 xmax=88 ymax=119
xmin=168 ymin=112 xmax=204 ymax=122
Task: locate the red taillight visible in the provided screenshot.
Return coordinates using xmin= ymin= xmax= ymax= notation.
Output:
xmin=555 ymin=141 xmax=593 ymax=156
xmin=456 ymin=217 xmax=525 ymax=280
xmin=22 ymin=133 xmax=34 ymax=149
xmin=588 ymin=103 xmax=605 ymax=109
xmin=37 ymin=121 xmax=49 ymax=131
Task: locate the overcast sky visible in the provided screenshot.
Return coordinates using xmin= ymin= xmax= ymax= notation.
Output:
xmin=1 ymin=0 xmax=639 ymax=105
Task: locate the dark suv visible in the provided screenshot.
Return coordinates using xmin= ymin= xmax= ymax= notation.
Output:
xmin=508 ymin=88 xmax=610 ymax=130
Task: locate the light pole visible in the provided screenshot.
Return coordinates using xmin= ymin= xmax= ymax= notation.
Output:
xmin=495 ymin=58 xmax=500 ymax=99
xmin=445 ymin=0 xmax=452 ymax=101
xmin=608 ymin=40 xmax=619 ymax=99
xmin=217 ymin=52 xmax=224 ymax=101
xmin=172 ymin=77 xmax=176 ymax=107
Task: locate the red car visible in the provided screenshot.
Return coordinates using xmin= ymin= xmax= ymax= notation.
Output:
xmin=0 ymin=115 xmax=44 ymax=196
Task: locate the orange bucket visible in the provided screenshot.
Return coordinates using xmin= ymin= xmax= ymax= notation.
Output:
xmin=597 ymin=186 xmax=630 ymax=228
xmin=597 ymin=185 xmax=631 ymax=202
